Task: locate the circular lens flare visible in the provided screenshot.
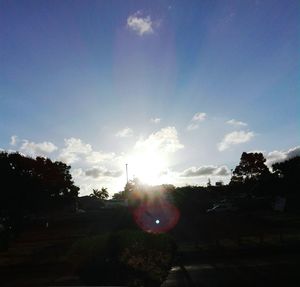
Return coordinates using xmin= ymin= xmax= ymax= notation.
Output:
xmin=133 ymin=200 xmax=180 ymax=233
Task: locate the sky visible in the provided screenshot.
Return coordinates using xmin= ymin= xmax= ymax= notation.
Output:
xmin=0 ymin=0 xmax=299 ymax=196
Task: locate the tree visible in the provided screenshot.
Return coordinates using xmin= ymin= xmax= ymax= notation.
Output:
xmin=0 ymin=151 xmax=79 ymax=234
xmin=112 ymin=191 xmax=125 ymax=200
xmin=272 ymin=156 xmax=300 ymax=180
xmin=272 ymin=156 xmax=300 ymax=193
xmin=90 ymin=187 xmax=109 ymax=200
xmin=230 ymin=152 xmax=270 ymax=185
xmin=111 ymin=178 xmax=144 ymax=202
xmin=0 ymin=152 xmax=79 ymax=212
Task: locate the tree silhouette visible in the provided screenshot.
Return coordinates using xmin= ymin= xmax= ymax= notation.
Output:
xmin=112 ymin=178 xmax=143 ymax=201
xmin=90 ymin=187 xmax=109 ymax=200
xmin=112 ymin=191 xmax=124 ymax=200
xmin=230 ymin=152 xmax=270 ymax=185
xmin=272 ymin=156 xmax=300 ymax=180
xmin=0 ymin=151 xmax=79 ymax=233
xmin=272 ymin=156 xmax=300 ymax=194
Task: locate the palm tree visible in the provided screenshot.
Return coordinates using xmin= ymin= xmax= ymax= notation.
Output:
xmin=90 ymin=187 xmax=109 ymax=200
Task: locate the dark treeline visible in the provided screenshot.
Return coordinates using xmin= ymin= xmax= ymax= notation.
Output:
xmin=0 ymin=151 xmax=79 ymax=233
xmin=0 ymin=150 xmax=299 ymax=234
xmin=110 ymin=152 xmax=300 ymax=248
xmin=113 ymin=152 xmax=300 ymax=213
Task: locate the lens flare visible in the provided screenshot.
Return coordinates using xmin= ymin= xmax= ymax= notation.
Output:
xmin=133 ymin=200 xmax=180 ymax=233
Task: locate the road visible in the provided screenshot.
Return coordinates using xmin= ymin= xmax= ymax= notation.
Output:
xmin=162 ymin=251 xmax=300 ymax=287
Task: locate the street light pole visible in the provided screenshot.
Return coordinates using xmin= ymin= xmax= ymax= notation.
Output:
xmin=125 ymin=163 xmax=128 ymax=184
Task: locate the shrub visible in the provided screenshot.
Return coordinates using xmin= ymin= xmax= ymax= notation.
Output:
xmin=68 ymin=230 xmax=176 ymax=286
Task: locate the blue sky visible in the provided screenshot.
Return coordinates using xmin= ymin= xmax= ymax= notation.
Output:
xmin=0 ymin=0 xmax=299 ymax=195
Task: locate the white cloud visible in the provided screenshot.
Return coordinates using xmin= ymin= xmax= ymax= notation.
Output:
xmin=85 ymin=167 xmax=122 ymax=178
xmin=20 ymin=140 xmax=58 ymax=157
xmin=150 ymin=118 xmax=161 ymax=124
xmin=187 ymin=123 xmax=199 ymax=131
xmin=265 ymin=146 xmax=300 ymax=167
xmin=135 ymin=126 xmax=184 ymax=153
xmin=115 ymin=127 xmax=133 ymax=138
xmin=218 ymin=130 xmax=255 ymax=151
xmin=58 ymin=137 xmax=115 ymax=164
xmin=63 ymin=138 xmax=92 ymax=154
xmin=180 ymin=165 xmax=230 ymax=177
xmin=58 ymin=138 xmax=92 ymax=164
xmin=192 ymin=112 xmax=207 ymax=122
xmin=56 ymin=138 xmax=123 ymax=195
xmin=285 ymin=146 xmax=300 ymax=159
xmin=10 ymin=135 xmax=18 ymax=146
xmin=127 ymin=12 xmax=154 ymax=36
xmin=71 ymin=168 xmax=84 ymax=179
xmin=266 ymin=151 xmax=285 ymax=166
xmin=226 ymin=119 xmax=247 ymax=127
xmin=86 ymin=151 xmax=115 ymax=164
xmin=187 ymin=112 xmax=206 ymax=131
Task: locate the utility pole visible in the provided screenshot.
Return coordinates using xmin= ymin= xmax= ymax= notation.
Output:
xmin=125 ymin=163 xmax=128 ymax=184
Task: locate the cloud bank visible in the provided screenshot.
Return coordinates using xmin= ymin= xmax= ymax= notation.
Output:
xmin=20 ymin=140 xmax=58 ymax=157
xmin=265 ymin=146 xmax=300 ymax=166
xmin=180 ymin=165 xmax=231 ymax=177
xmin=58 ymin=138 xmax=115 ymax=164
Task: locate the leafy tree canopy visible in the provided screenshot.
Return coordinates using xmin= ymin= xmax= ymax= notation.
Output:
xmin=230 ymin=152 xmax=270 ymax=185
xmin=0 ymin=151 xmax=79 ymax=216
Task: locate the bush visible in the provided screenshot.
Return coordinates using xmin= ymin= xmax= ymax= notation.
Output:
xmin=68 ymin=230 xmax=176 ymax=286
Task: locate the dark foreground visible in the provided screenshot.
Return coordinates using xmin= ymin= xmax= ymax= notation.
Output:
xmin=1 ymin=209 xmax=300 ymax=286
xmin=163 ymin=247 xmax=300 ymax=287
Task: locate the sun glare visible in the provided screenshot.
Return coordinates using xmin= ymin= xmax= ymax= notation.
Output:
xmin=127 ymin=150 xmax=168 ymax=185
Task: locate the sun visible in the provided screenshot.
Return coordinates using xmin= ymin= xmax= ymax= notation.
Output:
xmin=127 ymin=150 xmax=169 ymax=185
